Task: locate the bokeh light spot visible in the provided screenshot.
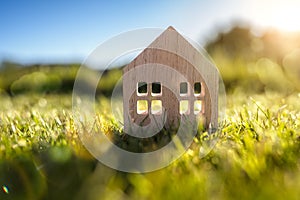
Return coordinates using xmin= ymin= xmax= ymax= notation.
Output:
xmin=2 ymin=185 xmax=9 ymax=194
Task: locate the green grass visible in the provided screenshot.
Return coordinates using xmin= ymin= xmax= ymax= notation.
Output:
xmin=0 ymin=92 xmax=299 ymax=200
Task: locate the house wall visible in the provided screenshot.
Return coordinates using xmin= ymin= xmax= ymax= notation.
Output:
xmin=123 ymin=48 xmax=216 ymax=134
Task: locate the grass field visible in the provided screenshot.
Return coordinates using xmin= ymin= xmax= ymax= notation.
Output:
xmin=0 ymin=91 xmax=299 ymax=200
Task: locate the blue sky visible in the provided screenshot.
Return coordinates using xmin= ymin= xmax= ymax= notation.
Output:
xmin=1 ymin=0 xmax=299 ymax=64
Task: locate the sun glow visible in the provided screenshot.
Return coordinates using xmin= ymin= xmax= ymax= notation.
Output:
xmin=253 ymin=0 xmax=300 ymax=32
xmin=271 ymin=7 xmax=300 ymax=32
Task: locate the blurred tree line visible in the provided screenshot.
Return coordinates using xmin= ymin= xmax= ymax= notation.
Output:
xmin=1 ymin=25 xmax=299 ymax=95
xmin=0 ymin=62 xmax=122 ymax=96
xmin=0 ymin=62 xmax=79 ymax=95
xmin=205 ymin=26 xmax=300 ymax=93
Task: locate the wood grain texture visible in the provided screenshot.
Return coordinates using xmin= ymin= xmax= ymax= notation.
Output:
xmin=123 ymin=26 xmax=218 ymax=133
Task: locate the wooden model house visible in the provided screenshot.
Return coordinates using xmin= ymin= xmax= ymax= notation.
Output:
xmin=123 ymin=26 xmax=218 ymax=134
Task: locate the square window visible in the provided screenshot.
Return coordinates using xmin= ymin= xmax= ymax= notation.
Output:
xmin=194 ymin=82 xmax=201 ymax=95
xmin=152 ymin=82 xmax=161 ymax=95
xmin=194 ymin=100 xmax=202 ymax=114
xmin=137 ymin=100 xmax=148 ymax=114
xmin=137 ymin=82 xmax=147 ymax=95
xmin=151 ymin=100 xmax=162 ymax=115
xmin=180 ymin=82 xmax=188 ymax=96
xmin=179 ymin=100 xmax=189 ymax=115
